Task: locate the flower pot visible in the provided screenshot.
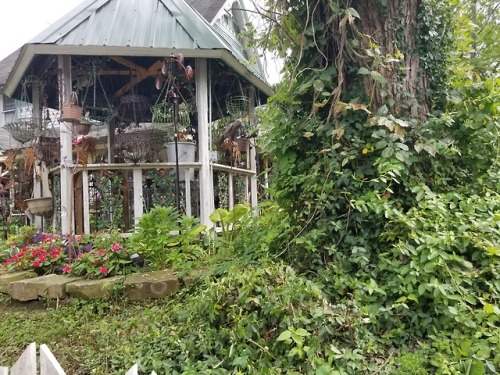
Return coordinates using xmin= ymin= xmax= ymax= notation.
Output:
xmin=25 ymin=197 xmax=53 ymax=218
xmin=236 ymin=138 xmax=249 ymax=152
xmin=61 ymin=103 xmax=83 ymax=123
xmin=166 ymin=142 xmax=196 ymax=181
xmin=74 ymin=122 xmax=92 ymax=135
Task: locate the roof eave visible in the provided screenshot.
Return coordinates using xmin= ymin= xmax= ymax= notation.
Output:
xmin=3 ymin=44 xmax=273 ymax=98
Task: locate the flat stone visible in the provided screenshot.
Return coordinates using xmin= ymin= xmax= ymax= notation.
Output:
xmin=66 ymin=276 xmax=124 ymax=299
xmin=124 ymin=270 xmax=179 ymax=300
xmin=0 ymin=271 xmax=37 ymax=294
xmin=6 ymin=274 xmax=76 ymax=301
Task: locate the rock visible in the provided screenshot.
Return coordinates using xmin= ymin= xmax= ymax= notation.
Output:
xmin=0 ymin=271 xmax=37 ymax=294
xmin=66 ymin=276 xmax=124 ymax=299
xmin=9 ymin=274 xmax=82 ymax=301
xmin=124 ymin=270 xmax=179 ymax=300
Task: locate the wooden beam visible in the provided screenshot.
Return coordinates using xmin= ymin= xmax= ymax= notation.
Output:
xmin=110 ymin=56 xmax=163 ymax=97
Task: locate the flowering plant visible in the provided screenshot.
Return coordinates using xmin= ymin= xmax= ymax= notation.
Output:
xmin=63 ymin=241 xmax=136 ymax=279
xmin=3 ymin=231 xmax=68 ymax=275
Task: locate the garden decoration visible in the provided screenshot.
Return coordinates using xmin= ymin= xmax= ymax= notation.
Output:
xmin=33 ymin=110 xmax=61 ymax=165
xmin=25 ymin=162 xmax=53 ymax=219
xmin=153 ymin=53 xmax=196 ymax=213
xmin=225 ymin=79 xmax=249 ymax=118
xmin=4 ymin=80 xmax=44 ymax=144
xmin=116 ymin=69 xmax=151 ymax=126
xmin=80 ymin=61 xmax=117 ymax=130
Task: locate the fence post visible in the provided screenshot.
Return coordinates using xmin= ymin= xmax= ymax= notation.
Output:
xmin=0 ymin=367 xmax=9 ymax=375
xmin=125 ymin=364 xmax=138 ymax=375
xmin=10 ymin=342 xmax=36 ymax=375
xmin=40 ymin=344 xmax=66 ymax=375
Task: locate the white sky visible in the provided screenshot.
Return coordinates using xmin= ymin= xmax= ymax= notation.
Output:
xmin=0 ymin=0 xmax=281 ymax=84
xmin=0 ymin=0 xmax=84 ymax=60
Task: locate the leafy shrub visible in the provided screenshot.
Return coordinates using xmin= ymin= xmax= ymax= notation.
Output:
xmin=129 ymin=206 xmax=206 ymax=269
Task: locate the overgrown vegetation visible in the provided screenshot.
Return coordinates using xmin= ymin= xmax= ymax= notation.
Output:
xmin=1 ymin=0 xmax=499 ymax=373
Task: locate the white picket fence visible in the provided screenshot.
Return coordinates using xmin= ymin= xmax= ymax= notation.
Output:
xmin=0 ymin=343 xmax=157 ymax=375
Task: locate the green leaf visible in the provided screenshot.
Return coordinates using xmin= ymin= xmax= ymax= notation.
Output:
xmin=294 ymin=328 xmax=311 ymax=337
xmin=358 ymin=67 xmax=371 ymax=75
xmin=303 ymin=131 xmax=315 ymax=138
xmin=277 ymin=330 xmax=292 ymax=341
xmin=470 ymin=360 xmax=485 ymax=375
xmin=346 ymin=7 xmax=360 ymax=18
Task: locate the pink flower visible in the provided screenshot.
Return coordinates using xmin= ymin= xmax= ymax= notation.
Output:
xmin=99 ymin=267 xmax=108 ymax=275
xmin=111 ymin=243 xmax=122 ymax=252
xmin=62 ymin=265 xmax=71 ymax=273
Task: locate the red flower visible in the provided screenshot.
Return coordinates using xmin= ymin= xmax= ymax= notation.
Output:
xmin=62 ymin=265 xmax=71 ymax=273
xmin=99 ymin=267 xmax=108 ymax=275
xmin=32 ymin=260 xmax=40 ymax=268
xmin=98 ymin=249 xmax=107 ymax=256
xmin=93 ymin=260 xmax=99 ymax=265
xmin=111 ymin=243 xmax=122 ymax=252
xmin=38 ymin=254 xmax=47 ymax=262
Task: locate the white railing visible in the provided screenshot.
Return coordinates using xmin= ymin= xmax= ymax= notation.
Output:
xmin=0 ymin=343 xmax=156 ymax=375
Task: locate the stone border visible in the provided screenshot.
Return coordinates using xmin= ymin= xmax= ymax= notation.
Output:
xmin=0 ymin=269 xmax=201 ymax=302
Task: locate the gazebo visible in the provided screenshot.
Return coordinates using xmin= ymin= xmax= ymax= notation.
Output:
xmin=0 ymin=0 xmax=272 ymax=235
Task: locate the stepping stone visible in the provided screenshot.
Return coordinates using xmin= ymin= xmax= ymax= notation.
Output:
xmin=124 ymin=270 xmax=179 ymax=300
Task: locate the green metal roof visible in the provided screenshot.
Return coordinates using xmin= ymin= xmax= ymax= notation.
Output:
xmin=2 ymin=0 xmax=271 ymax=97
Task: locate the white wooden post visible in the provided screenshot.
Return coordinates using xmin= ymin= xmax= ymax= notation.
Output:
xmin=125 ymin=364 xmax=138 ymax=375
xmin=228 ymin=173 xmax=234 ymax=209
xmin=10 ymin=342 xmax=36 ymax=375
xmin=0 ymin=367 xmax=8 ymax=375
xmin=132 ymin=168 xmax=143 ymax=228
xmin=196 ymin=58 xmax=214 ymax=226
xmin=58 ymin=55 xmax=74 ymax=235
xmin=248 ymin=87 xmax=258 ymax=210
xmin=184 ymin=171 xmax=192 ymax=216
xmin=32 ymin=83 xmax=43 ymax=229
xmin=82 ymin=170 xmax=90 ymax=234
xmin=40 ymin=344 xmax=66 ymax=375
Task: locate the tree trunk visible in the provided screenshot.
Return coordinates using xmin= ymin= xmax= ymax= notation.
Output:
xmin=355 ymin=0 xmax=430 ymax=119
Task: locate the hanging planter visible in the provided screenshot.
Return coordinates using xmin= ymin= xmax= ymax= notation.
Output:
xmin=117 ymin=93 xmax=150 ymax=125
xmin=5 ymin=117 xmax=42 ymax=144
xmin=74 ymin=121 xmax=92 ymax=135
xmin=61 ymin=92 xmax=83 ymax=123
xmin=25 ymin=197 xmax=53 ymax=218
xmin=25 ymin=162 xmax=53 ymax=218
xmin=4 ymin=81 xmax=44 ymax=144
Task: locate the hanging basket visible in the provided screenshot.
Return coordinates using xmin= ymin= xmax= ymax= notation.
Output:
xmin=74 ymin=122 xmax=92 ymax=135
xmin=117 ymin=94 xmax=151 ymax=124
xmin=25 ymin=197 xmax=53 ymax=218
xmin=226 ymin=96 xmax=249 ymax=117
xmin=61 ymin=103 xmax=83 ymax=123
xmin=5 ymin=117 xmax=43 ymax=144
xmin=115 ymin=128 xmax=169 ymax=162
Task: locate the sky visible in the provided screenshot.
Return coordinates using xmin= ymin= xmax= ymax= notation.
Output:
xmin=0 ymin=0 xmax=84 ymax=60
xmin=0 ymin=0 xmax=281 ymax=83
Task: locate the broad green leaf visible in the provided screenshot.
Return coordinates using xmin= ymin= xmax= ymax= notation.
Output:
xmin=277 ymin=330 xmax=292 ymax=341
xmin=358 ymin=67 xmax=371 ymax=75
xmin=294 ymin=328 xmax=311 ymax=337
